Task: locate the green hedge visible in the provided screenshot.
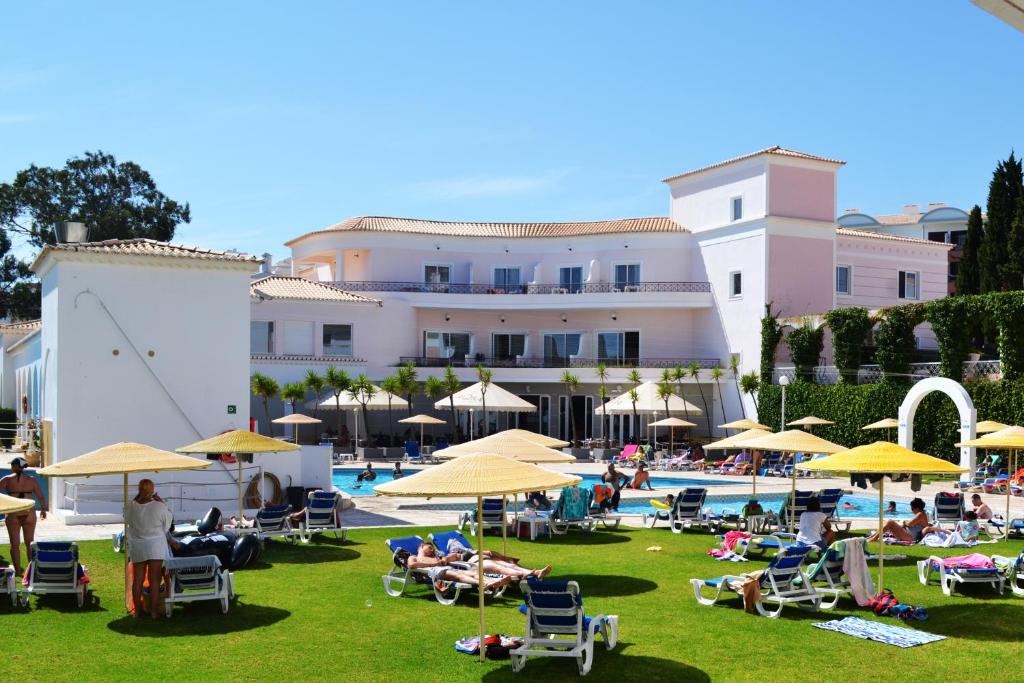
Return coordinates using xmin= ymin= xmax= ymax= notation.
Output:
xmin=759 ymin=378 xmax=1024 ymax=461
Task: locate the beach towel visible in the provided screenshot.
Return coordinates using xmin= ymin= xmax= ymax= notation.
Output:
xmin=940 ymin=553 xmax=994 ymax=569
xmin=813 ymin=617 xmax=945 ymax=648
xmin=843 ymin=539 xmax=874 ymax=606
xmin=707 ymin=531 xmax=751 ymax=559
xmin=561 ymin=487 xmax=589 ymax=520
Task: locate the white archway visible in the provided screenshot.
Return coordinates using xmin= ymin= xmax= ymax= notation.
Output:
xmin=897 ymin=377 xmax=975 ymax=481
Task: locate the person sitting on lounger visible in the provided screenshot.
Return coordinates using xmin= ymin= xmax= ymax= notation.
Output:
xmin=867 ymin=497 xmax=928 ymax=543
xmin=356 ymin=463 xmax=376 ymax=482
xmin=971 ymin=494 xmax=993 ymax=520
xmin=629 ymin=462 xmax=654 ymax=490
xmin=921 ymin=510 xmax=981 ymax=542
xmin=796 ymin=498 xmax=834 ymax=550
xmin=526 ymin=491 xmax=551 ymax=510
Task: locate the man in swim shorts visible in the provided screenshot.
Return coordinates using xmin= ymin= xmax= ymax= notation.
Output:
xmin=356 ymin=462 xmax=376 ymax=482
xmin=0 ymin=457 xmax=48 ymax=576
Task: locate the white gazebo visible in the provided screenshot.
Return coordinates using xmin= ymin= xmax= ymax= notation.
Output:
xmin=434 ymin=381 xmax=536 ymax=438
xmin=595 ymin=381 xmax=702 ymax=445
xmin=319 ymin=385 xmax=409 ymax=447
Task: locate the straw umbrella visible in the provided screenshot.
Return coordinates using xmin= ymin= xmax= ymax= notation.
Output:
xmin=397 ymin=414 xmax=446 ymax=449
xmin=719 ymin=418 xmax=769 ymax=431
xmin=649 ymin=417 xmax=697 ymax=457
xmin=374 ymin=453 xmax=581 ymax=663
xmin=787 ymin=415 xmax=835 ymax=432
xmin=38 ymin=442 xmax=212 ymax=610
xmin=0 ymin=492 xmax=35 ymax=515
xmin=862 ymin=417 xmax=899 ymax=443
xmin=976 ymin=420 xmax=1009 ymax=434
xmin=434 ymin=430 xmax=576 ymax=555
xmin=273 ymin=413 xmax=321 ymax=443
xmin=741 ymin=430 xmax=847 ymax=532
xmin=498 ymin=429 xmax=570 ymax=448
xmin=177 ymin=430 xmax=300 ymax=520
xmin=797 ymin=441 xmax=966 ymax=592
xmin=957 ymin=426 xmax=1024 ymax=539
xmin=704 ymin=428 xmax=772 ymax=495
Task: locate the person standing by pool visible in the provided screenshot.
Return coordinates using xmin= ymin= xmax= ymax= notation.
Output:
xmin=0 ymin=456 xmax=47 ymax=577
xmin=125 ymin=478 xmax=173 ymax=619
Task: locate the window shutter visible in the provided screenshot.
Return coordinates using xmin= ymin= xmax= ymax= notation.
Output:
xmin=898 ymin=271 xmax=906 ymax=298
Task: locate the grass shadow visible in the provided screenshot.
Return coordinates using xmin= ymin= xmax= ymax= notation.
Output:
xmin=911 ymin=602 xmax=1024 ymax=641
xmin=538 ymin=532 xmax=631 ymax=547
xmin=547 ymin=574 xmax=658 ymax=598
xmin=107 ymin=602 xmax=290 ymax=636
xmin=262 ymin=545 xmax=362 ymax=564
xmin=481 ymin=648 xmax=710 ymax=682
xmin=27 ymin=591 xmax=106 ymax=613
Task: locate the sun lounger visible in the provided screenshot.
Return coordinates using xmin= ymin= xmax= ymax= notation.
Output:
xmin=550 ymin=487 xmax=597 ymax=534
xmin=381 ymin=535 xmax=508 ymax=606
xmin=815 ymin=488 xmax=852 ymax=532
xmin=254 ymin=504 xmax=294 ymax=543
xmin=587 ymin=487 xmax=622 ymax=530
xmin=164 ymin=555 xmax=234 ymax=616
xmin=803 ymin=538 xmax=868 ymax=608
xmin=294 ymin=490 xmax=347 ymax=544
xmin=691 ymin=544 xmax=823 ymax=618
xmin=771 ymin=489 xmax=815 ymax=531
xmin=917 ymin=555 xmax=1004 ymax=596
xmin=510 ymin=578 xmax=618 ymax=676
xmin=992 ymin=551 xmax=1024 ymax=596
xmin=733 ymin=532 xmax=799 ymax=558
xmin=2 ymin=566 xmax=17 ymax=606
xmin=932 ymin=491 xmax=964 ymax=526
xmin=23 ymin=541 xmax=89 ymax=608
xmin=458 ymin=498 xmax=508 ymax=536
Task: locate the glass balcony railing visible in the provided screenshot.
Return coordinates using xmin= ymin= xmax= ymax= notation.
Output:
xmin=336 ymin=281 xmax=711 ymax=294
xmin=399 ymin=355 xmax=719 ymax=369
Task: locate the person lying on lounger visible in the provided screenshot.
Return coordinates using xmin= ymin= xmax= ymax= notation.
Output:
xmin=867 ymin=497 xmax=928 ymax=543
xmin=398 ymin=549 xmax=512 ymax=591
xmin=418 ymin=542 xmax=551 ymax=580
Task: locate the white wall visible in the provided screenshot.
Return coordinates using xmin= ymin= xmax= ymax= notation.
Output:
xmin=668 ymin=158 xmax=768 ymax=233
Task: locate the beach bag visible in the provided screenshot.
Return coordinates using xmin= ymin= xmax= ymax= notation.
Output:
xmin=868 ymin=589 xmax=898 ymax=616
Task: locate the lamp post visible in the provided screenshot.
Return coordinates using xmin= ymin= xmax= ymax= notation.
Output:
xmin=778 ymin=374 xmax=790 ymax=432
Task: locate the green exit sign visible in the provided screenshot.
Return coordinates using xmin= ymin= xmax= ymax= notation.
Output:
xmin=227 ymin=405 xmax=237 ymax=414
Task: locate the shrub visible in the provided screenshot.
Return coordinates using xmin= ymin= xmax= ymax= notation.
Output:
xmin=785 ymin=322 xmax=824 ymax=383
xmin=824 ymin=307 xmax=873 ymax=383
xmin=873 ymin=304 xmax=925 ymax=379
xmin=760 ymin=303 xmax=784 ymax=383
xmin=989 ymin=291 xmax=1024 ymax=380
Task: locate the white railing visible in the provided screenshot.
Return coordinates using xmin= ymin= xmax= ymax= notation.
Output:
xmin=772 ymin=359 xmax=1003 ymax=385
xmin=61 ymin=470 xmax=262 ymax=517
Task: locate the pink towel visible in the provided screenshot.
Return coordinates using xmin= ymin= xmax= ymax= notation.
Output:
xmin=706 ymin=531 xmax=751 ymax=558
xmin=941 ymin=553 xmax=994 ymax=569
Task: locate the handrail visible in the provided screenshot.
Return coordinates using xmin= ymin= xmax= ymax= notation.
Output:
xmin=399 ymin=356 xmax=720 ymax=369
xmin=335 ymin=280 xmax=711 ymax=295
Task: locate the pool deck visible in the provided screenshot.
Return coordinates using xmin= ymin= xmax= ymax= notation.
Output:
xmin=7 ymin=462 xmax=1024 ymax=544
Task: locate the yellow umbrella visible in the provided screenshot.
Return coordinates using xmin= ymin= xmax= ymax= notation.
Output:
xmin=273 ymin=413 xmax=322 ymax=443
xmin=957 ymin=426 xmax=1024 ymax=539
xmin=499 ymin=428 xmax=570 ymax=448
xmin=742 ymin=430 xmax=847 ymax=532
xmin=177 ymin=430 xmax=300 ymax=520
xmin=38 ymin=442 xmax=212 ymax=611
xmin=797 ymin=441 xmax=967 ymax=592
xmin=719 ymin=418 xmax=770 ymax=431
xmin=374 ymin=453 xmax=581 ymax=663
xmin=649 ymin=417 xmax=697 ymax=457
xmin=398 ymin=414 xmax=447 ymax=448
xmin=0 ymin=492 xmax=36 ymax=515
xmin=787 ymin=415 xmax=835 ymax=430
xmin=704 ymin=428 xmax=772 ymax=495
xmin=975 ymin=420 xmax=1009 ymax=434
xmin=862 ymin=417 xmax=898 ymax=443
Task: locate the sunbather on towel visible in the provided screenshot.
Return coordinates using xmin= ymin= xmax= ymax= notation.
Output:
xmin=867 ymin=497 xmax=928 ymax=543
xmin=921 ymin=511 xmax=981 ymax=543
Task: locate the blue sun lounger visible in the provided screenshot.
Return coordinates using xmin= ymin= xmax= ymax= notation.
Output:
xmin=23 ymin=541 xmax=89 ymax=608
xmin=670 ymin=488 xmax=710 ymax=533
xmin=163 ymin=555 xmax=234 ymax=617
xmin=254 ymin=504 xmax=294 ymax=543
xmin=2 ymin=566 xmax=17 ymax=606
xmin=295 ymin=491 xmax=347 ymax=544
xmin=458 ymin=498 xmax=508 ymax=536
xmin=803 ymin=538 xmax=868 ymax=608
xmin=932 ymin=492 xmax=965 ymax=526
xmin=381 ymin=535 xmax=508 ymax=606
xmin=917 ymin=555 xmax=1004 ymax=596
xmin=992 ymin=551 xmax=1024 ymax=596
xmin=510 ymin=578 xmax=618 ymax=676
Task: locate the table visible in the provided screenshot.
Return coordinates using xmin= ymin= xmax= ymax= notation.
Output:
xmin=516 ymin=516 xmax=551 ymax=541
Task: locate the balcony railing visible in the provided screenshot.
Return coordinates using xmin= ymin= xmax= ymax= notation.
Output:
xmin=399 ymin=355 xmax=720 ymax=369
xmin=337 ymin=281 xmax=711 ymax=295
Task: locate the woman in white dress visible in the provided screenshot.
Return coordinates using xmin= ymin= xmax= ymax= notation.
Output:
xmin=125 ymin=479 xmax=173 ymax=618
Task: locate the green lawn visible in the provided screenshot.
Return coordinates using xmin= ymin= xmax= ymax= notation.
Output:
xmin=5 ymin=526 xmax=1024 ymax=682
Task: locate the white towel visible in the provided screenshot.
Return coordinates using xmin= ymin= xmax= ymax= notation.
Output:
xmin=843 ymin=539 xmax=875 ymax=606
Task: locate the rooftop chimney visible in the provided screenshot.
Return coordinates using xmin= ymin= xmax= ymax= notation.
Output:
xmin=843 ymin=208 xmax=860 ymax=215
xmin=56 ymin=221 xmax=89 ymax=243
xmin=902 ymin=203 xmax=920 ymax=215
xmin=262 ymin=253 xmax=273 ymax=274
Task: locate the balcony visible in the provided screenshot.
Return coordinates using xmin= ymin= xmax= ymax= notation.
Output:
xmin=399 ymin=355 xmax=720 ymax=369
xmin=336 ymin=280 xmax=713 ymax=310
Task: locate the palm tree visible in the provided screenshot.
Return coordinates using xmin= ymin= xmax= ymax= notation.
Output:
xmin=396 ymin=362 xmax=419 ymax=418
xmin=729 ymin=354 xmax=746 ymax=419
xmin=250 ymin=372 xmax=279 ymax=436
xmin=476 ymin=365 xmax=493 ymax=437
xmin=595 ymin=362 xmax=610 ymax=447
xmin=710 ymin=366 xmax=725 ymax=433
xmin=441 ymin=366 xmax=463 ymax=443
xmin=324 ymin=365 xmax=351 ymax=440
xmin=672 ymin=364 xmax=690 ymax=422
xmin=280 ymin=382 xmax=306 ymax=442
xmin=304 ymin=369 xmax=326 ymax=422
xmin=657 ymin=380 xmax=674 ymax=416
xmin=627 ymin=368 xmax=642 ymax=441
xmin=740 ymin=372 xmax=761 ymax=416
xmin=688 ymin=361 xmax=713 ymax=438
xmin=348 ymin=374 xmax=376 ymax=445
xmin=628 ymin=388 xmax=639 ymax=444
xmin=380 ymin=375 xmax=401 ymax=446
xmin=423 ymin=375 xmax=446 ymax=443
xmin=560 ymin=370 xmax=581 ymax=446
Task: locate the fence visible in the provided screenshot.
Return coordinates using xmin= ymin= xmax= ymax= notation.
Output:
xmin=771 ymin=359 xmax=1003 ymax=385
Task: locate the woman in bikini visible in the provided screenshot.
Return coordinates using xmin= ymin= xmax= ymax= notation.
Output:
xmin=867 ymin=497 xmax=928 ymax=543
xmin=0 ymin=456 xmax=48 ymax=576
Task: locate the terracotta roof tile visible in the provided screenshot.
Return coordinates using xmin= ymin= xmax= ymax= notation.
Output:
xmin=662 ymin=146 xmax=845 ymax=183
xmin=836 ymin=228 xmax=953 ymax=247
xmin=251 ymin=276 xmax=382 ymax=305
xmin=38 ymin=239 xmax=260 ymax=263
xmin=286 ymin=216 xmax=687 ymax=245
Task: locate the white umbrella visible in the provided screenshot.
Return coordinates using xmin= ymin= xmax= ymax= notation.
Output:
xmin=594 ymin=381 xmax=703 ymax=415
xmin=434 ymin=382 xmax=537 ymax=412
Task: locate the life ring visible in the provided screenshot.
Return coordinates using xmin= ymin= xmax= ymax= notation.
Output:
xmin=244 ymin=472 xmax=283 ymax=508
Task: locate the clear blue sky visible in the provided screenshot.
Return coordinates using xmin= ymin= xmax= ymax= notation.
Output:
xmin=2 ymin=2 xmax=1022 ymax=259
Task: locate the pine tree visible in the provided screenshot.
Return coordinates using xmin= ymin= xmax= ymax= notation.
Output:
xmin=955 ymin=205 xmax=983 ymax=295
xmin=979 ymin=152 xmax=1024 ymax=292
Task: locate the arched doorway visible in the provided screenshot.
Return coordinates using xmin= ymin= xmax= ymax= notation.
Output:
xmin=897 ymin=377 xmax=975 ymax=481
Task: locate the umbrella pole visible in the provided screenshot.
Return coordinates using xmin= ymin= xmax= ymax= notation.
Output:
xmin=878 ymin=478 xmax=885 ymax=593
xmin=670 ymin=426 xmax=674 ymax=457
xmin=477 ymin=495 xmax=486 ymax=664
xmin=123 ymin=472 xmax=129 ymax=612
xmin=789 ymin=460 xmax=797 ymax=533
xmin=238 ymin=456 xmax=244 ymax=522
xmin=502 ymin=494 xmax=508 ymax=557
xmin=752 ymin=452 xmax=757 ymax=497
xmin=420 ymin=424 xmax=424 ymax=449
xmin=1007 ymin=449 xmax=1015 ymax=541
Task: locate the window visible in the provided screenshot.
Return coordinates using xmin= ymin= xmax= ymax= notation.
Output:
xmin=898 ymin=271 xmax=919 ymax=300
xmin=949 ymin=230 xmax=967 ymax=250
xmin=559 ymin=266 xmax=583 ymax=293
xmin=731 ymin=196 xmax=743 ymax=222
xmin=424 ymin=264 xmax=451 ymax=291
xmin=250 ymin=321 xmax=274 ymax=354
xmin=492 ymin=333 xmax=526 ymax=362
xmin=493 ymin=267 xmax=521 ymax=291
xmin=322 ymin=324 xmax=353 ymax=356
xmin=283 ymin=321 xmax=314 ymax=355
xmin=614 ymin=264 xmax=641 ymax=290
xmin=598 ymin=331 xmax=639 ymax=364
xmin=543 ymin=333 xmax=582 ymax=365
xmin=729 ymin=271 xmax=742 ymax=298
xmin=835 ymin=265 xmax=851 ymax=295
xmin=423 ymin=331 xmax=471 ymax=362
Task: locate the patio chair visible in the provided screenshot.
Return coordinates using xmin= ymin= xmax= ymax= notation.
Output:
xmin=803 ymin=538 xmax=868 ymax=608
xmin=254 ymin=503 xmax=294 ymax=543
xmin=22 ymin=541 xmax=89 ymax=608
xmin=2 ymin=566 xmax=17 ymax=607
xmin=667 ymin=487 xmax=709 ymax=533
xmin=549 ymin=487 xmax=597 ymax=534
xmin=917 ymin=554 xmax=1004 ymax=596
xmin=163 ymin=555 xmax=234 ymax=617
xmin=992 ymin=551 xmax=1024 ymax=596
xmin=381 ymin=535 xmax=509 ymax=606
xmin=405 ymin=440 xmax=429 ymax=464
xmin=691 ymin=544 xmax=823 ymax=618
xmin=773 ymin=489 xmax=815 ymax=531
xmin=931 ymin=491 xmax=964 ymax=526
xmin=815 ymin=488 xmax=851 ymax=532
xmin=458 ymin=498 xmax=508 ymax=536
xmin=510 ymin=578 xmax=618 ymax=676
xmin=294 ymin=490 xmax=347 ymax=544
xmin=588 ymin=486 xmax=622 ymax=530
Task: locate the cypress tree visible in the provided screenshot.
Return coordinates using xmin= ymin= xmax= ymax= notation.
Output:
xmin=979 ymin=152 xmax=1023 ymax=293
xmin=955 ymin=205 xmax=983 ymax=295
xmin=1009 ymin=196 xmax=1024 ymax=291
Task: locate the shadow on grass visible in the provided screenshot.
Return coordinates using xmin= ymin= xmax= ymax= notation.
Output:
xmin=263 ymin=545 xmax=362 ymax=565
xmin=107 ymin=602 xmax=290 ymax=636
xmin=481 ymin=651 xmax=710 ymax=681
xmin=538 ymin=532 xmax=631 ymax=547
xmin=28 ymin=591 xmax=106 ymax=613
xmin=545 ymin=574 xmax=658 ymax=598
xmin=923 ymin=602 xmax=1024 ymax=641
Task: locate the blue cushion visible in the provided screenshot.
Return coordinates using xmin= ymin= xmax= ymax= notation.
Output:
xmin=387 ymin=536 xmax=424 ymax=554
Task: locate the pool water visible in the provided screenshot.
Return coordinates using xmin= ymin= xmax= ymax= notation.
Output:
xmin=619 ymin=493 xmax=915 ymax=519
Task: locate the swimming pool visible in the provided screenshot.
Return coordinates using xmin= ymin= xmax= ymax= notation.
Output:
xmin=331 ymin=468 xmax=734 ymax=497
xmin=618 ymin=493 xmax=915 ymax=519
